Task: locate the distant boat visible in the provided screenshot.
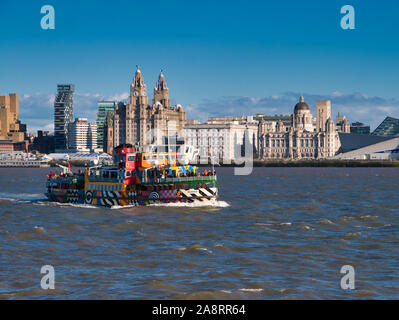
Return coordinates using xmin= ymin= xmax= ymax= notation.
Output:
xmin=0 ymin=152 xmax=50 ymax=167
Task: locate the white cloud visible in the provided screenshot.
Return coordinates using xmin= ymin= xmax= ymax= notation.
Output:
xmin=18 ymin=91 xmax=399 ymax=133
xmin=184 ymin=92 xmax=399 ymax=130
xmin=19 ymin=92 xmax=128 ymax=133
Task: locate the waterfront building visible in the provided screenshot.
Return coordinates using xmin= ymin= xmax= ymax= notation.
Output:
xmin=105 ymin=67 xmax=186 ymax=151
xmin=258 ymin=96 xmax=342 ymax=159
xmin=67 ymin=118 xmax=97 ymax=152
xmin=350 ymin=122 xmax=370 ymax=135
xmin=96 ymin=101 xmax=116 ymax=151
xmin=30 ymin=131 xmax=55 ymax=154
xmin=335 ymin=112 xmax=351 ymax=133
xmin=337 ymin=132 xmax=390 ymax=154
xmin=0 ymin=93 xmax=27 ymax=143
xmin=253 ymin=114 xmax=292 ymax=127
xmin=372 ymin=116 xmax=399 ymax=137
xmin=0 ymin=140 xmax=28 ymax=152
xmin=54 ymin=84 xmax=75 ymax=151
xmin=183 ymin=119 xmax=258 ymax=163
xmin=334 ymin=136 xmax=399 ymax=160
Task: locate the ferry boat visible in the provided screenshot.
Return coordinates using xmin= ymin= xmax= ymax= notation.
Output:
xmin=0 ymin=152 xmax=51 ymax=167
xmin=45 ymin=144 xmax=218 ymax=207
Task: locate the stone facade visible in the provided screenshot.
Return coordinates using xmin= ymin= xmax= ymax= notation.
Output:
xmin=0 ymin=93 xmax=26 ymax=143
xmin=105 ymin=67 xmax=186 ymax=153
xmin=183 ymin=116 xmax=258 ymax=163
xmin=259 ymin=96 xmax=341 ymax=159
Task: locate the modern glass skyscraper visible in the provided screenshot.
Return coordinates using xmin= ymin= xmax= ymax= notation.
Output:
xmin=54 ymin=84 xmax=74 ymax=151
xmin=96 ymin=101 xmax=116 ymax=151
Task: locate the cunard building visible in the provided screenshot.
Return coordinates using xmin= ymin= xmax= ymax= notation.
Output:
xmin=258 ymin=96 xmax=346 ymax=159
xmin=105 ymin=67 xmax=186 ymax=152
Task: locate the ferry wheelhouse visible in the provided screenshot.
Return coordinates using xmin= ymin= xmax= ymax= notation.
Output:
xmin=45 ymin=144 xmax=218 ymax=207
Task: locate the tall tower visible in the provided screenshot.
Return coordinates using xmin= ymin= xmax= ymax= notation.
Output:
xmin=316 ymin=100 xmax=331 ymax=132
xmin=54 ymin=84 xmax=74 ymax=151
xmin=153 ymin=70 xmax=171 ymax=108
xmin=96 ymin=101 xmax=116 ymax=151
xmin=104 ymin=111 xmax=114 ymax=154
xmin=126 ymin=66 xmax=148 ymax=147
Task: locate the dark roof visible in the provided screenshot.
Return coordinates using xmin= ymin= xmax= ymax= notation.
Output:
xmin=294 ymin=102 xmax=310 ymax=112
xmin=338 ymin=133 xmax=392 ymax=153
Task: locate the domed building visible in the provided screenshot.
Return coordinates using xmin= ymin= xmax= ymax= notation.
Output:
xmin=293 ymin=96 xmax=314 ymax=132
xmin=258 ymin=96 xmax=342 ymax=159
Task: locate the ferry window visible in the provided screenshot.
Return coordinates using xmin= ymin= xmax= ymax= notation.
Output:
xmin=152 ymin=154 xmax=157 ymax=160
xmin=143 ymin=155 xmax=150 ymax=160
xmin=159 ymin=154 xmax=165 ymax=160
xmin=103 ymin=171 xmax=109 ymax=178
xmin=128 ymin=155 xmax=135 ymax=161
xmin=110 ymin=171 xmax=117 ymax=178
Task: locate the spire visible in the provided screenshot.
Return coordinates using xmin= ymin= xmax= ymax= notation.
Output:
xmin=300 ymin=95 xmax=304 ymax=103
xmin=156 ymin=69 xmax=167 ymax=90
xmin=133 ymin=65 xmax=145 ymax=89
xmin=129 ymin=65 xmax=147 ymax=101
xmin=153 ymin=69 xmax=170 ymax=108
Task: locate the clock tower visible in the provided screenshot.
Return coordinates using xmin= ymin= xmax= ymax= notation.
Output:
xmin=126 ymin=66 xmax=149 ymax=146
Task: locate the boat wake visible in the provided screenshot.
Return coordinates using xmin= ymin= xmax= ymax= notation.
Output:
xmin=0 ymin=192 xmax=229 ymax=209
xmin=0 ymin=192 xmax=46 ymax=203
xmin=111 ymin=199 xmax=230 ymax=209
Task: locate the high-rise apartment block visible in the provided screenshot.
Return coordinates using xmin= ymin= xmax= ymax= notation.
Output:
xmin=54 ymin=84 xmax=74 ymax=151
xmin=67 ymin=118 xmax=97 ymax=152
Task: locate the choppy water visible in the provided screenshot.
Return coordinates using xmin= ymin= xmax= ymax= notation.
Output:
xmin=0 ymin=167 xmax=399 ymax=299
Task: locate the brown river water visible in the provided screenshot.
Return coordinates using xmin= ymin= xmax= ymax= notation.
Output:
xmin=0 ymin=167 xmax=398 ymax=299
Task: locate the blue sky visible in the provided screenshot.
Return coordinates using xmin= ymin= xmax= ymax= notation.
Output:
xmin=1 ymin=0 xmax=399 ymax=132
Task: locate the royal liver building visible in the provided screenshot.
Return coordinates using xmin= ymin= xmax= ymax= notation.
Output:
xmin=258 ymin=96 xmax=348 ymax=159
xmin=108 ymin=67 xmax=186 ymax=151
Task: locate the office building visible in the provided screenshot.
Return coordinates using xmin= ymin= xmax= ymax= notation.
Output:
xmin=96 ymin=101 xmax=116 ymax=151
xmin=0 ymin=93 xmax=27 ymax=142
xmin=350 ymin=122 xmax=370 ymax=135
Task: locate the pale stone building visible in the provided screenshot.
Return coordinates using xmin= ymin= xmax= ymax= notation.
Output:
xmin=335 ymin=112 xmax=351 ymax=133
xmin=258 ymin=96 xmax=341 ymax=159
xmin=105 ymin=67 xmax=186 ymax=153
xmin=67 ymin=118 xmax=97 ymax=152
xmin=183 ymin=116 xmax=258 ymax=163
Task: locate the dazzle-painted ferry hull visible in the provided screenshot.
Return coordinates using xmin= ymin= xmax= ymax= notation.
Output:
xmin=45 ymin=186 xmax=218 ymax=207
xmin=45 ymin=144 xmax=219 ymax=208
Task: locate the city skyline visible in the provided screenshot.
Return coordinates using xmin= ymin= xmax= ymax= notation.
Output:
xmin=1 ymin=0 xmax=399 ymax=132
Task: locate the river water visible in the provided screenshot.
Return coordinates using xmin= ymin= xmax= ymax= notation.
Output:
xmin=0 ymin=167 xmax=398 ymax=299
